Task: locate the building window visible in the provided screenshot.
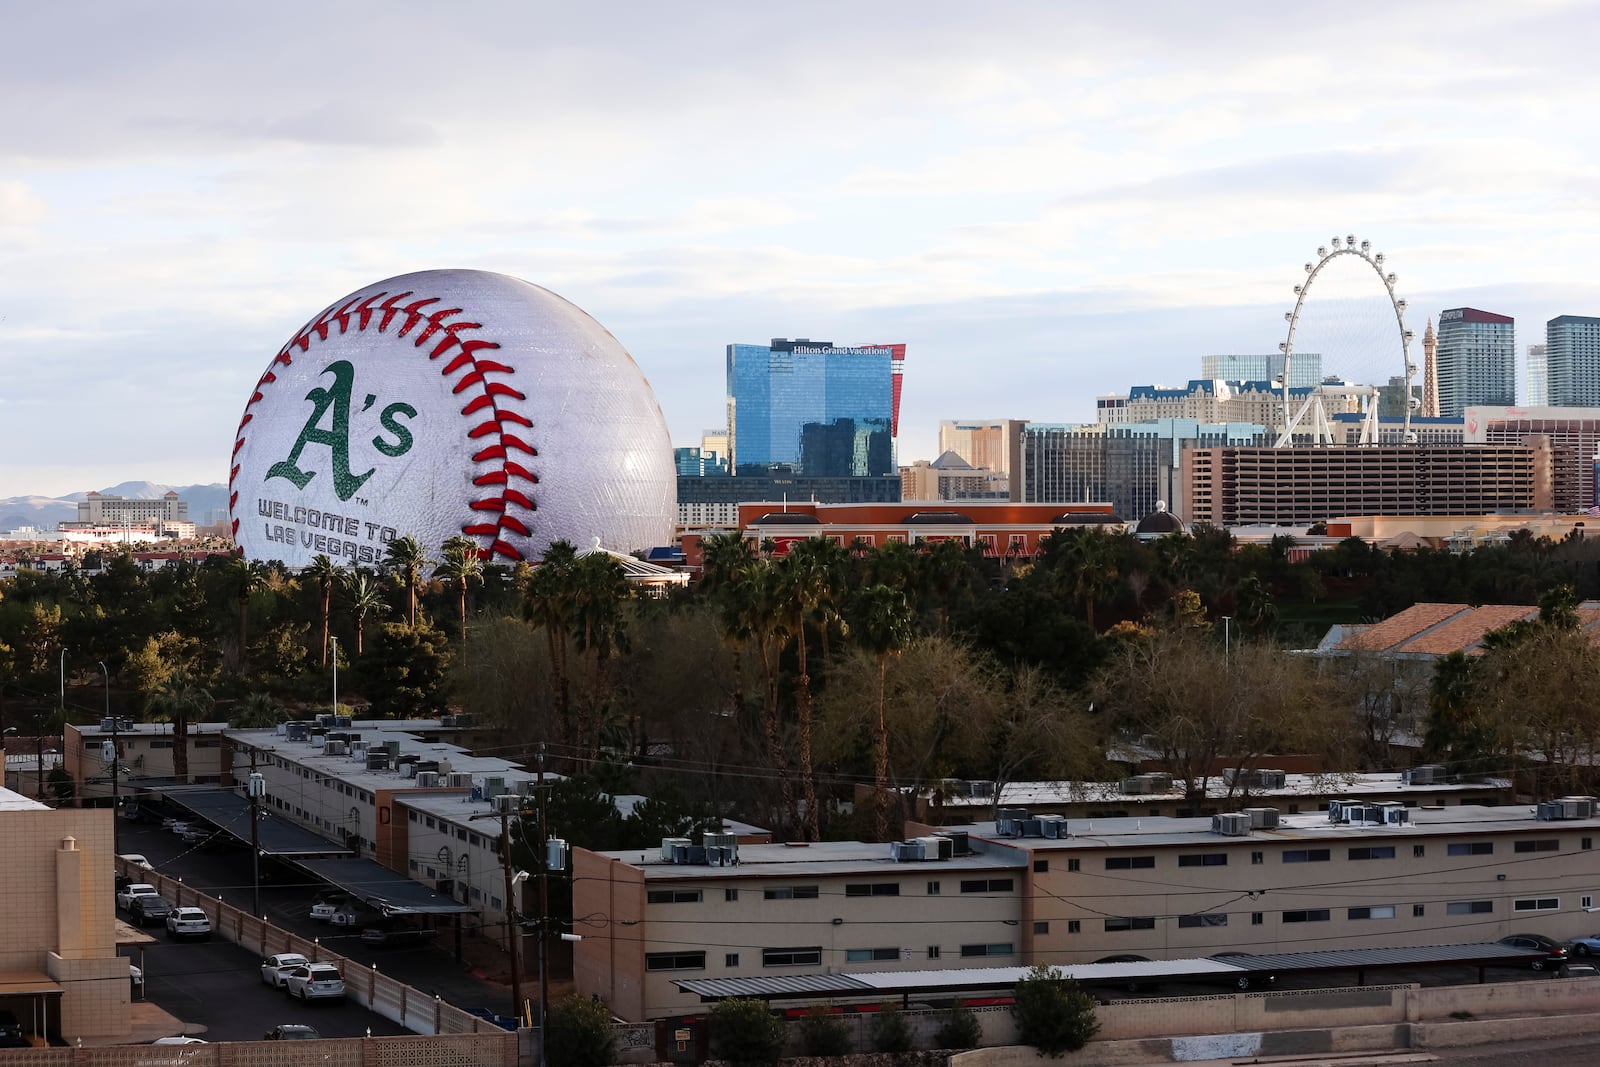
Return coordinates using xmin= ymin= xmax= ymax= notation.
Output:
xmin=1348 ymin=906 xmax=1396 ymax=920
xmin=1414 ymin=845 xmax=1425 ymax=858
xmin=1282 ymin=909 xmax=1331 ymax=923
xmin=1033 ymin=921 xmax=1049 ymax=934
xmin=926 ymin=881 xmax=940 ymax=895
xmin=1282 ymin=849 xmax=1330 ymax=863
xmin=763 ymin=886 xmax=820 ymax=900
xmin=960 ymin=943 xmax=1014 ymax=958
xmin=646 ymin=952 xmax=705 ymax=971
xmin=1033 ymin=859 xmax=1049 ymax=873
xmin=1104 ymin=856 xmax=1155 ymax=871
xmin=1103 ymin=917 xmax=1156 ymax=932
xmin=1584 ymin=838 xmax=1593 ymax=851
xmin=1447 ymin=842 xmax=1493 ymax=857
xmin=1251 ymin=851 xmax=1264 ymax=865
xmin=1067 ymin=858 xmax=1080 ymax=872
xmin=1446 ymin=900 xmax=1494 ymax=915
xmin=1414 ymin=904 xmax=1426 ymax=917
xmin=646 ymin=889 xmax=703 ymax=904
xmin=960 ymin=878 xmax=1015 ymax=893
xmin=1585 ymin=896 xmax=1594 ymax=910
xmin=927 ymin=946 xmax=941 ymax=959
xmin=725 ymin=953 xmax=739 ymax=967
xmin=725 ymin=889 xmax=738 ymax=902
xmin=1178 ymin=914 xmax=1228 ymax=928
xmin=845 ymin=883 xmax=900 ymax=897
xmin=762 ymin=947 xmax=822 ymax=967
xmin=1178 ymin=853 xmax=1227 ymax=868
xmin=1251 ymin=912 xmax=1263 ymax=925
xmin=1513 ymin=898 xmax=1560 ymax=912
xmin=1067 ymin=920 xmax=1081 ymax=934
xmin=1348 ymin=846 xmax=1396 ymax=860
xmin=846 ymin=947 xmax=900 ymax=962
xmin=1514 ymin=839 xmax=1559 ymax=854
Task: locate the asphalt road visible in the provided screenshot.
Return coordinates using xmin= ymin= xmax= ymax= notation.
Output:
xmin=116 ymin=817 xmax=517 ymax=1024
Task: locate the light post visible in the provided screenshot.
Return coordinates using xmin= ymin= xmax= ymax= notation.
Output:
xmin=330 ymin=636 xmax=338 ymax=715
xmin=1220 ymin=616 xmax=1232 ymax=658
xmin=99 ymin=661 xmax=117 ymax=811
xmin=248 ymin=771 xmax=266 ymax=917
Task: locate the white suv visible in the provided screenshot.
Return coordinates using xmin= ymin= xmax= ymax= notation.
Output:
xmin=283 ymin=964 xmax=344 ymax=1001
xmin=166 ymin=907 xmax=211 ymax=941
xmin=260 ymin=953 xmax=310 ymax=988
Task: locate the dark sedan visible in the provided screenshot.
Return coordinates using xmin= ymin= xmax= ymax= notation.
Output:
xmin=1497 ymin=933 xmax=1569 ymax=970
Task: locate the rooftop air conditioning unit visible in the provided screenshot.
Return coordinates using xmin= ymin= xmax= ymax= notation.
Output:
xmin=491 ymin=794 xmax=519 ymax=815
xmin=969 ymin=780 xmax=995 ymax=799
xmin=1122 ymin=777 xmax=1153 ymax=795
xmin=366 ymin=752 xmax=391 ymax=771
xmin=1243 ymin=807 xmax=1280 ymax=829
xmin=324 ymin=740 xmax=348 ymax=756
xmin=416 ymin=771 xmax=441 ymax=788
xmin=996 ymin=807 xmax=1030 ymax=823
xmin=384 ymin=740 xmax=401 ymax=757
xmin=468 ymin=786 xmax=485 ymax=803
xmin=1403 ymin=765 xmax=1440 ymax=786
xmin=670 ymin=844 xmax=706 ymax=865
xmin=1560 ymin=796 xmax=1597 ymax=819
xmin=1211 ymin=813 xmax=1251 ymax=837
xmin=703 ymin=832 xmax=737 ymax=851
xmin=916 ymin=835 xmax=953 ymax=860
xmin=1142 ymin=772 xmax=1174 ymax=791
xmin=890 ymin=840 xmax=925 ymax=862
xmin=1537 ymin=801 xmax=1563 ymax=822
xmin=335 ymin=715 xmax=352 ymax=728
xmin=414 ymin=760 xmax=438 ymax=774
xmin=1021 ymin=818 xmax=1044 ymax=837
xmin=1223 ymin=767 xmax=1242 ymax=786
xmin=518 ymin=779 xmax=539 ymax=797
xmin=286 ymin=723 xmax=309 ymax=742
xmin=435 ymin=759 xmax=452 ymax=777
xmin=482 ymin=776 xmax=507 ymax=797
xmin=447 ymin=772 xmax=474 ymax=789
xmin=350 ymin=741 xmax=369 ymax=760
xmin=1037 ymin=814 xmax=1069 ymax=839
xmin=934 ymin=830 xmax=972 ymax=855
xmin=997 ymin=817 xmax=1024 ymax=838
xmin=1327 ymin=799 xmax=1357 ymax=823
xmin=400 ymin=761 xmax=419 ymax=779
xmin=310 ymin=731 xmax=327 ymax=748
xmin=660 ymin=837 xmax=692 ymax=863
xmin=317 ymin=713 xmax=335 ymax=728
xmin=441 ymin=714 xmax=458 ymax=727
xmin=1257 ymin=770 xmax=1287 ymax=790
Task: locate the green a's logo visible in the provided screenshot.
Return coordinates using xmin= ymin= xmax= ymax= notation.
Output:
xmin=267 ymin=360 xmax=417 ymax=501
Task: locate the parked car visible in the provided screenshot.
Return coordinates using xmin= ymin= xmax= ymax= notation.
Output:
xmin=169 ymin=820 xmax=191 ymax=837
xmin=0 ymin=1009 xmax=27 ymax=1048
xmin=283 ymin=964 xmax=345 ymax=1001
xmin=129 ymin=964 xmax=143 ymax=993
xmin=1569 ymin=932 xmax=1600 ymax=956
xmin=152 ymin=1037 xmax=206 ymax=1045
xmin=116 ymin=883 xmax=159 ymax=911
xmin=308 ymin=895 xmax=350 ymax=922
xmin=263 ymin=1024 xmax=322 ymax=1040
xmin=1497 ymin=933 xmax=1570 ymax=970
xmin=129 ymin=894 xmax=174 ymax=927
xmin=1559 ymin=962 xmax=1600 ymax=978
xmin=328 ymin=907 xmax=379 ymax=928
xmin=118 ymin=853 xmax=154 ymax=871
xmin=166 ymin=907 xmax=212 ymax=941
xmin=260 ymin=953 xmax=311 ymax=988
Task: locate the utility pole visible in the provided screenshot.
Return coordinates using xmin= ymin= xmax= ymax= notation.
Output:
xmin=100 ymin=661 xmax=116 ymax=812
xmin=537 ymin=742 xmax=550 ymax=1061
xmin=500 ymin=809 xmax=523 ymax=1023
xmin=248 ymin=759 xmax=265 ymax=917
xmin=330 ymin=636 xmax=339 ymax=715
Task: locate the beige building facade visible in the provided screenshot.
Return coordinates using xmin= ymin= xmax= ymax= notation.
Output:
xmin=0 ymin=787 xmax=130 ymax=1043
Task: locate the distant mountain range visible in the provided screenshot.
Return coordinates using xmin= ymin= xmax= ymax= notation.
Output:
xmin=0 ymin=481 xmax=231 ymax=533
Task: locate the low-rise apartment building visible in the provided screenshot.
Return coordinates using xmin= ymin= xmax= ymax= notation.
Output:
xmin=574 ymin=837 xmax=1028 ymax=1021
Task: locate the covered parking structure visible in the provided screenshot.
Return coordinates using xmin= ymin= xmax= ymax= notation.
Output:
xmin=674 ymin=942 xmax=1553 ymax=1009
xmin=0 ymin=974 xmax=62 ymax=1047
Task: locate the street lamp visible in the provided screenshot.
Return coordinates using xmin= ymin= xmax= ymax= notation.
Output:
xmin=1220 ymin=616 xmax=1233 ymax=658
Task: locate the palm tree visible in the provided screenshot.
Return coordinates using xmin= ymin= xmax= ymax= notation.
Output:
xmin=740 ymin=562 xmax=794 ymax=832
xmin=434 ymin=536 xmax=485 ymax=664
xmin=384 ymin=536 xmax=427 ymax=628
xmin=232 ymin=691 xmax=283 ymax=729
xmin=851 ymin=583 xmax=915 ymax=842
xmin=150 ymin=671 xmax=213 ymax=785
xmin=524 ymin=540 xmax=578 ymax=747
xmin=304 ymin=554 xmax=340 ymax=667
xmin=700 ymin=531 xmax=755 ymax=720
xmin=570 ymin=551 xmax=630 ymax=759
xmin=339 ymin=569 xmax=386 ymax=655
xmin=225 ymin=555 xmax=265 ymax=674
xmin=781 ymin=538 xmax=846 ymax=841
xmin=1056 ymin=528 xmax=1123 ymax=631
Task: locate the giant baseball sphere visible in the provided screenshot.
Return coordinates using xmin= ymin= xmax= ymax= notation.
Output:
xmin=229 ymin=269 xmax=675 ymax=567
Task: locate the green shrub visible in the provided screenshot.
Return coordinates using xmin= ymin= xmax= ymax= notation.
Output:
xmin=871 ymin=1004 xmax=915 ymax=1053
xmin=798 ymin=1005 xmax=852 ymax=1056
xmin=1011 ymin=965 xmax=1100 ymax=1057
xmin=544 ymin=993 xmax=616 ymax=1067
xmin=710 ymin=997 xmax=788 ymax=1067
xmin=934 ymin=1003 xmax=982 ymax=1049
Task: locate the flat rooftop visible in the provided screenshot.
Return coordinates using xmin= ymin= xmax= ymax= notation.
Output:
xmin=931 ymin=771 xmax=1504 ymax=810
xmin=0 ymin=785 xmax=51 ymax=812
xmin=599 ymin=839 xmax=1025 ymax=880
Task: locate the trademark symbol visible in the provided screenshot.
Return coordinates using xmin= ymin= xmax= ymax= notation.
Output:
xmin=356 ymin=497 xmax=369 ymax=507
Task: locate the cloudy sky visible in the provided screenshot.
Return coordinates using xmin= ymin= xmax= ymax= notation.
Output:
xmin=2 ymin=1 xmax=1598 ymax=498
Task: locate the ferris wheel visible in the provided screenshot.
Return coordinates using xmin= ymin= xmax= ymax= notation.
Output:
xmin=1275 ymin=235 xmax=1417 ymax=447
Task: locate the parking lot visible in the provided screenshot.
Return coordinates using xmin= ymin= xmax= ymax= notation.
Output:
xmin=116 ymin=817 xmax=518 ymax=1038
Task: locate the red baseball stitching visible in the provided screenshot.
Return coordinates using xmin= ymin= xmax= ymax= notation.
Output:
xmin=228 ymin=288 xmax=537 ymax=562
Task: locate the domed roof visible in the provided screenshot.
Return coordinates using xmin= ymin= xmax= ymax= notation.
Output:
xmin=1135 ymin=500 xmax=1187 ymax=537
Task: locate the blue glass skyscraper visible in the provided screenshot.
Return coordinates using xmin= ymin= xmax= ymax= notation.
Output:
xmin=726 ymin=338 xmax=903 ymax=478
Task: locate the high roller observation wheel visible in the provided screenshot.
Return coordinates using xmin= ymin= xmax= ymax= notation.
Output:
xmin=1275 ymin=235 xmax=1417 ymax=447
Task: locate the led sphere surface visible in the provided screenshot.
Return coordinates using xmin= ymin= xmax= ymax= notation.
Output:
xmin=230 ymin=269 xmax=675 ymax=566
